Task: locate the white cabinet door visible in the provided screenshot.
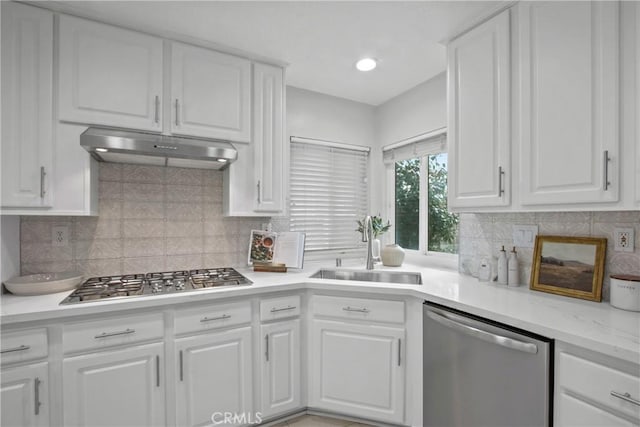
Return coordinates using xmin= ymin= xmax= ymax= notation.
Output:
xmin=223 ymin=64 xmax=286 ymax=216
xmin=556 ymin=392 xmax=636 ymax=427
xmin=447 ymin=9 xmax=511 ymax=210
xmin=310 ymin=319 xmax=405 ymax=424
xmin=175 ymin=327 xmax=253 ymax=427
xmin=63 ymin=343 xmax=165 ymax=427
xmin=253 ymin=63 xmax=285 ymax=213
xmin=1 ymin=2 xmax=53 ymax=208
xmin=260 ymin=320 xmax=301 ymax=418
xmin=636 ymin=3 xmax=640 ymax=206
xmin=518 ymin=1 xmax=619 ymax=206
xmin=1 ymin=362 xmax=49 ymax=427
xmin=171 ymin=42 xmax=251 ymax=142
xmin=58 ymin=15 xmax=163 ymax=131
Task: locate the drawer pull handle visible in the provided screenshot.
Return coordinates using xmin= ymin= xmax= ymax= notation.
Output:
xmin=611 ymin=391 xmax=640 ymax=406
xmin=94 ymin=328 xmax=135 ymax=339
xmin=270 ymin=306 xmax=296 ymax=313
xmin=1 ymin=344 xmax=31 ymax=354
xmin=200 ymin=314 xmax=231 ymax=323
xmin=34 ymin=377 xmax=41 ymax=415
xmin=343 ymin=306 xmax=370 ymax=313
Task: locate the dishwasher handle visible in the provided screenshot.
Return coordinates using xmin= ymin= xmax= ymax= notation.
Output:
xmin=426 ymin=310 xmax=538 ymax=354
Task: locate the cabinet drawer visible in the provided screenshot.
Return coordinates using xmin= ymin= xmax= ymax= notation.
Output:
xmin=558 ymin=351 xmax=640 ymax=420
xmin=63 ymin=313 xmax=163 ymax=354
xmin=175 ymin=301 xmax=251 ymax=335
xmin=0 ymin=328 xmax=47 ymax=365
xmin=260 ymin=295 xmax=301 ymax=322
xmin=312 ymin=295 xmax=405 ymax=324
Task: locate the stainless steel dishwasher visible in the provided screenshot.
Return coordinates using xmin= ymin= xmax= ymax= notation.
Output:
xmin=424 ymin=302 xmax=553 ymax=427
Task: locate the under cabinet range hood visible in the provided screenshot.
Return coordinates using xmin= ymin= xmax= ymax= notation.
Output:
xmin=80 ymin=127 xmax=237 ymax=170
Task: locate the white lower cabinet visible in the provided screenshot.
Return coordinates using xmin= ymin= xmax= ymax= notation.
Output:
xmin=1 ymin=362 xmax=49 ymax=427
xmin=260 ymin=319 xmax=301 ymax=419
xmin=63 ymin=342 xmax=165 ymax=427
xmin=175 ymin=327 xmax=253 ymax=427
xmin=555 ymin=342 xmax=640 ymax=426
xmin=310 ymin=319 xmax=405 ymax=424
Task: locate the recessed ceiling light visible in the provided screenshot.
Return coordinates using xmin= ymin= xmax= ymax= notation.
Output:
xmin=356 ymin=58 xmax=377 ymax=72
xmin=95 ymin=148 xmax=109 ymax=153
xmin=217 ymin=158 xmax=227 ymax=163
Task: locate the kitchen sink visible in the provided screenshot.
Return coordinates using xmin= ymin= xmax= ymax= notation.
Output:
xmin=310 ymin=269 xmax=422 ymax=285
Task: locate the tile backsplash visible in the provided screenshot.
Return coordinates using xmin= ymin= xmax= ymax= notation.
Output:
xmin=21 ymin=163 xmax=269 ymax=277
xmin=458 ymin=211 xmax=640 ymax=301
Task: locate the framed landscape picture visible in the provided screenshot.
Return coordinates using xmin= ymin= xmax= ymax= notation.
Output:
xmin=530 ymin=235 xmax=607 ymax=302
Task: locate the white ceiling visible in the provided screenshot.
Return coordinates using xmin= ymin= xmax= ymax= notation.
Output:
xmin=53 ymin=1 xmax=503 ymax=106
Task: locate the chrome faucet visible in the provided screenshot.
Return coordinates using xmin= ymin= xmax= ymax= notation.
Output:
xmin=362 ymin=215 xmax=375 ymax=270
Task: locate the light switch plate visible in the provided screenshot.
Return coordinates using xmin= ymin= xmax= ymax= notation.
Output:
xmin=512 ymin=225 xmax=538 ymax=248
xmin=613 ymin=227 xmax=634 ymax=252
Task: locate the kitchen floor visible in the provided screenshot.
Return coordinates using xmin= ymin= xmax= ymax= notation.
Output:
xmin=273 ymin=415 xmax=373 ymax=426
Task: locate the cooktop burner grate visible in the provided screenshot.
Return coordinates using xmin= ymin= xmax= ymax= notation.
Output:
xmin=60 ymin=267 xmax=252 ymax=305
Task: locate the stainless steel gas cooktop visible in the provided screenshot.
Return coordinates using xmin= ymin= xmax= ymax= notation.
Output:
xmin=60 ymin=267 xmax=252 ymax=305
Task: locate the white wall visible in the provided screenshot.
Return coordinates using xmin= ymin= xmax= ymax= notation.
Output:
xmin=287 ymin=86 xmax=376 ymax=145
xmin=1 ymin=216 xmax=21 ymax=283
xmin=375 ymin=72 xmax=446 ymax=148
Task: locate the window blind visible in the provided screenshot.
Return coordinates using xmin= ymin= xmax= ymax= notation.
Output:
xmin=382 ymin=128 xmax=446 ymax=164
xmin=289 ymin=137 xmax=369 ymax=252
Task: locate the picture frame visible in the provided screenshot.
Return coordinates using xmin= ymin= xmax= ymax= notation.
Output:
xmin=530 ymin=235 xmax=607 ymax=302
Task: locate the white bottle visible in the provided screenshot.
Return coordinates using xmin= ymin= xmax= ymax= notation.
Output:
xmin=497 ymin=246 xmax=508 ymax=285
xmin=508 ymin=247 xmax=520 ymax=287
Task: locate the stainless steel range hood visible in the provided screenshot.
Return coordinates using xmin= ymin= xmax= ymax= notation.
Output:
xmin=80 ymin=127 xmax=237 ymax=170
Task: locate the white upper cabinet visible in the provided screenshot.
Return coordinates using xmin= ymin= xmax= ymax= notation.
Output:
xmin=58 ymin=15 xmax=164 ymax=131
xmin=448 ymin=9 xmax=511 ymax=210
xmin=253 ymin=63 xmax=285 ymax=212
xmin=1 ymin=2 xmax=54 ymax=208
xmin=171 ymin=42 xmax=251 ymax=142
xmin=224 ymin=64 xmax=286 ymax=216
xmin=518 ymin=1 xmax=619 ymax=206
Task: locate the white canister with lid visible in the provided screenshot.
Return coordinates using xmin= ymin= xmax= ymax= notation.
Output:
xmin=610 ymin=275 xmax=640 ymax=312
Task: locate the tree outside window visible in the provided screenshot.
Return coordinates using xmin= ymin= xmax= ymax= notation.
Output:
xmin=394 ymin=153 xmax=458 ymax=254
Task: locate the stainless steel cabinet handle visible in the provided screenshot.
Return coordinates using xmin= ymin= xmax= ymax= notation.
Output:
xmin=156 ymin=355 xmax=160 ymax=387
xmin=34 ymin=377 xmax=41 ymax=415
xmin=175 ymin=99 xmax=180 ymax=126
xmin=498 ymin=166 xmax=505 ymax=196
xmin=427 ymin=310 xmax=538 ymax=354
xmin=94 ymin=328 xmax=135 ymax=339
xmin=265 ymin=334 xmax=269 ymax=362
xmin=257 ymin=181 xmax=261 ymax=204
xmin=611 ymin=391 xmax=640 ymax=406
xmin=342 ymin=306 xmax=370 ymax=313
xmin=154 ymin=95 xmax=160 ymax=124
xmin=398 ymin=339 xmax=402 ymax=367
xmin=179 ymin=350 xmax=184 ymax=382
xmin=603 ymin=150 xmax=611 ymax=191
xmin=270 ymin=306 xmax=296 ymax=313
xmin=1 ymin=344 xmax=30 ymax=354
xmin=200 ymin=314 xmax=231 ymax=323
xmin=40 ymin=167 xmax=46 ymax=198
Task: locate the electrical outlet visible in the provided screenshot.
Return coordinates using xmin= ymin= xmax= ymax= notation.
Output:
xmin=614 ymin=227 xmax=634 ymax=252
xmin=52 ymin=225 xmax=69 ymax=247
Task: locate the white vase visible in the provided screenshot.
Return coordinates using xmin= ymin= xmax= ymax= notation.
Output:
xmin=381 ymin=244 xmax=405 ymax=267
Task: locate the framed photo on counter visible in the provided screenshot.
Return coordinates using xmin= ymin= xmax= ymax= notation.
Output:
xmin=530 ymin=235 xmax=607 ymax=302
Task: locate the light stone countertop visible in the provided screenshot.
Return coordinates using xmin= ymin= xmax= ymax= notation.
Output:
xmin=1 ymin=260 xmax=639 ymax=365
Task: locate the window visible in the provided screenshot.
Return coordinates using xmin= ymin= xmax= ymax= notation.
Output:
xmin=384 ymin=130 xmax=458 ymax=254
xmin=289 ymin=137 xmax=369 ymax=252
